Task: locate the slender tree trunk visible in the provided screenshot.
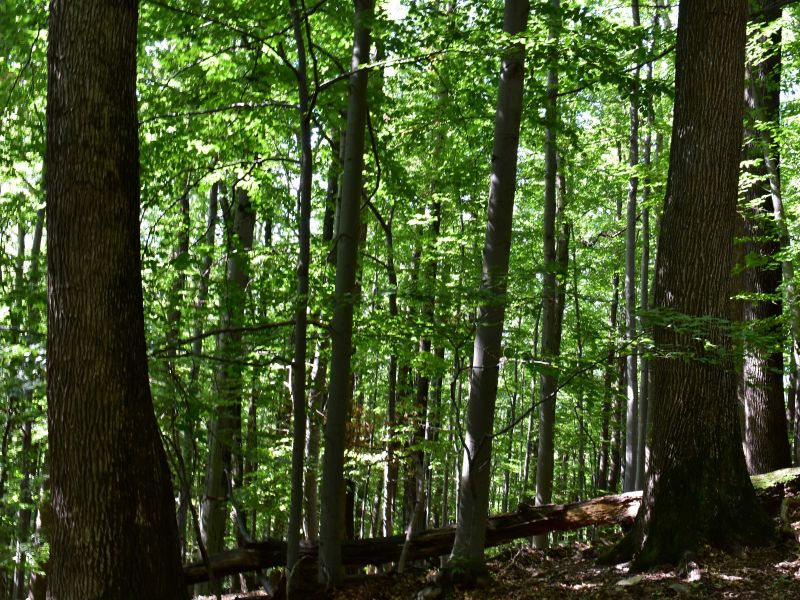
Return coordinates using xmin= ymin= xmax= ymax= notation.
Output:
xmin=319 ymin=0 xmax=375 ymax=586
xmin=623 ymin=0 xmax=640 ymax=493
xmin=522 ymin=309 xmax=541 ymax=492
xmin=305 ymin=129 xmax=340 ymax=544
xmin=572 ymin=247 xmax=586 ymax=500
xmin=287 ymin=0 xmax=313 ymax=574
xmin=200 ymin=188 xmax=256 ymax=594
xmin=502 ymin=358 xmax=519 ymax=513
xmin=598 ymin=273 xmax=619 ymax=492
xmin=636 ymin=12 xmax=658 ymax=490
xmin=448 ymin=0 xmax=529 ymax=575
xmin=183 ymin=183 xmax=218 ymax=563
xmin=45 ymin=0 xmax=186 ymax=593
xmin=11 ymin=211 xmax=44 ymax=600
xmin=624 ymin=1 xmax=772 ymax=568
xmin=533 ymin=0 xmax=562 ymax=551
xmin=739 ymin=1 xmax=791 ymax=474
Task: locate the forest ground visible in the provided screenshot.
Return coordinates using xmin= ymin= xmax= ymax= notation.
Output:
xmin=196 ymin=495 xmax=800 ymax=599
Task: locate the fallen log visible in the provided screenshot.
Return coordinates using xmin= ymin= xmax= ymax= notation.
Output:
xmin=184 ymin=467 xmax=800 ymax=584
xmin=184 ymin=491 xmax=640 ymax=584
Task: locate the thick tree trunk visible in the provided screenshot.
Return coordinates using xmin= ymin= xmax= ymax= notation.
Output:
xmin=625 ymin=1 xmax=773 ymax=569
xmin=447 ymin=0 xmax=529 ymax=576
xmin=319 ymin=0 xmax=374 ymax=585
xmin=45 ymin=0 xmax=185 ymax=595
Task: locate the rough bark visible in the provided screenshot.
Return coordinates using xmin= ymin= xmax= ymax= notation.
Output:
xmin=624 ymin=1 xmax=773 ymax=569
xmin=45 ymin=0 xmax=185 ymax=595
xmin=319 ymin=0 xmax=374 ymax=586
xmin=447 ymin=0 xmax=529 ymax=576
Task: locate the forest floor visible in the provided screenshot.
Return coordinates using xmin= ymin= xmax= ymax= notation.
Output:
xmin=197 ymin=499 xmax=800 ymax=599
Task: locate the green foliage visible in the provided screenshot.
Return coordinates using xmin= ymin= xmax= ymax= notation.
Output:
xmin=3 ymin=1 xmax=800 ymax=587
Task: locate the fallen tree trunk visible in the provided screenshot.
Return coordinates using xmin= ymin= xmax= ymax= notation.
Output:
xmin=185 ymin=491 xmax=640 ymax=584
xmin=184 ymin=468 xmax=800 ymax=584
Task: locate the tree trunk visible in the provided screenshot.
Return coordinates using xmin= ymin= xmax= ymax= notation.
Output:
xmin=12 ymin=210 xmax=44 ymax=600
xmin=623 ymin=0 xmax=640 ymax=493
xmin=599 ymin=272 xmax=620 ymax=492
xmin=448 ymin=0 xmax=529 ymax=575
xmin=533 ymin=0 xmax=562 ymax=550
xmin=183 ymin=183 xmax=218 ymax=562
xmin=572 ymin=248 xmax=586 ymax=500
xmin=624 ymin=0 xmax=773 ymax=569
xmin=739 ymin=0 xmax=791 ymax=475
xmin=502 ymin=359 xmax=519 ymax=513
xmin=45 ymin=0 xmax=185 ymax=594
xmin=636 ymin=11 xmax=659 ymax=491
xmin=199 ymin=187 xmax=255 ymax=594
xmin=522 ymin=308 xmax=541 ymax=492
xmin=287 ymin=0 xmax=313 ymax=574
xmin=319 ymin=0 xmax=375 ymax=586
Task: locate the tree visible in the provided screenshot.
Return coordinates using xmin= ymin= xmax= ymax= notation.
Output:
xmin=45 ymin=0 xmax=185 ymax=596
xmin=199 ymin=186 xmax=255 ymax=595
xmin=619 ymin=0 xmax=773 ymax=569
xmin=287 ymin=0 xmax=314 ymax=575
xmin=535 ymin=0 xmax=567 ymax=549
xmin=622 ymin=0 xmax=640 ymax=493
xmin=318 ymin=0 xmax=375 ymax=586
xmin=448 ymin=0 xmax=529 ymax=576
xmin=739 ymin=0 xmax=792 ymax=475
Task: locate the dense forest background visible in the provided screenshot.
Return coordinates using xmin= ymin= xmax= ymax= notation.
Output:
xmin=2 ymin=0 xmax=800 ymax=597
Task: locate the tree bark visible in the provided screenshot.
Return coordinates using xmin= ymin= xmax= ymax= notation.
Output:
xmin=199 ymin=187 xmax=255 ymax=595
xmin=598 ymin=272 xmax=618 ymax=492
xmin=624 ymin=0 xmax=773 ymax=569
xmin=319 ymin=0 xmax=374 ymax=586
xmin=287 ymin=0 xmax=314 ymax=574
xmin=45 ymin=0 xmax=185 ymax=595
xmin=448 ymin=0 xmax=529 ymax=575
xmin=623 ymin=0 xmax=640 ymax=493
xmin=636 ymin=11 xmax=659 ymax=491
xmin=739 ymin=0 xmax=791 ymax=475
xmin=533 ymin=0 xmax=562 ymax=550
